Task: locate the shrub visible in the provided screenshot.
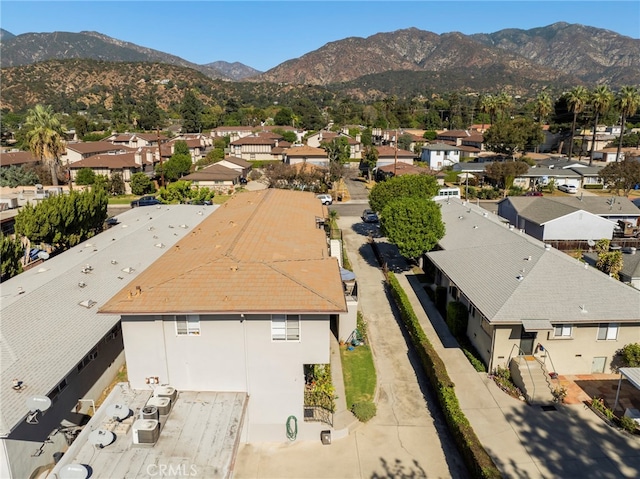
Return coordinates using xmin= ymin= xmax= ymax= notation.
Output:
xmin=351 ymin=401 xmax=376 ymax=422
xmin=620 ymin=343 xmax=640 ymax=367
xmin=620 ymin=415 xmax=638 ymax=433
xmin=446 ymin=301 xmax=468 ymax=337
xmin=583 ymin=184 xmax=604 ymax=189
xmin=130 ymin=172 xmax=156 ymax=196
xmin=75 ymin=167 xmax=96 ymax=185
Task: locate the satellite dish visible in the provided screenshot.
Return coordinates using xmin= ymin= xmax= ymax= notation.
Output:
xmin=25 ymin=396 xmax=52 ymax=424
xmin=26 ymin=395 xmax=52 ymax=413
xmin=37 ymin=251 xmax=50 ymax=260
xmin=107 ymin=403 xmax=130 ymax=421
xmin=59 ymin=464 xmax=90 ymax=479
xmin=587 ymin=239 xmax=596 ymax=247
xmin=88 ymin=429 xmax=116 ymax=448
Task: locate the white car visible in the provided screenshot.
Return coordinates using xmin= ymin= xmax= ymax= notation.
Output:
xmin=558 ymin=184 xmax=577 ymax=194
xmin=316 ymin=194 xmax=333 ymax=205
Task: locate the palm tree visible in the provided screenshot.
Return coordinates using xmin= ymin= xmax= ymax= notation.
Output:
xmin=588 ymin=85 xmax=614 ymax=166
xmin=496 ymin=93 xmax=513 ymax=121
xmin=23 ymin=104 xmax=66 ymax=186
xmin=565 ymin=86 xmax=589 ymax=162
xmin=480 ymin=94 xmax=499 ymax=127
xmin=614 ymin=85 xmax=640 ymax=162
xmin=534 ymin=92 xmax=553 ymax=124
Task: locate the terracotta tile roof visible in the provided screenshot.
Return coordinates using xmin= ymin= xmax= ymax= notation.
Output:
xmin=100 ymin=189 xmax=346 ymax=315
xmin=69 ymin=152 xmax=139 ymax=169
xmin=66 ymin=141 xmax=134 ymax=155
xmin=438 ymin=130 xmax=471 ymax=138
xmin=0 ymin=151 xmax=39 ymax=167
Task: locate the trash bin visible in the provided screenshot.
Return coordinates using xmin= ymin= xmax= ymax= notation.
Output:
xmin=320 ymin=430 xmax=331 ymax=445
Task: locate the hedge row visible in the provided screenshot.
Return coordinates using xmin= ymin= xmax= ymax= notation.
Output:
xmin=387 ymin=273 xmax=501 ymax=479
xmin=583 ymin=184 xmax=604 ymax=189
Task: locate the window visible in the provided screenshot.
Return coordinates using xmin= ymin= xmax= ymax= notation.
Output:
xmin=271 ymin=314 xmax=300 ymax=341
xmin=597 ymin=323 xmax=619 ymax=341
xmin=554 ymin=324 xmax=572 ymax=338
xmin=448 ymin=285 xmax=459 ymax=300
xmin=77 ymin=348 xmax=98 ymax=373
xmin=176 ymin=315 xmax=200 ymax=336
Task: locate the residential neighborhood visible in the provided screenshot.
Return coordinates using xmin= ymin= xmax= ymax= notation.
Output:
xmin=2 ymin=14 xmax=640 ymax=479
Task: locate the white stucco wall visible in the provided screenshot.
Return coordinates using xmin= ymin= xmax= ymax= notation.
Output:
xmin=121 ymin=313 xmax=331 ymax=442
xmin=542 ymin=211 xmax=614 ymax=241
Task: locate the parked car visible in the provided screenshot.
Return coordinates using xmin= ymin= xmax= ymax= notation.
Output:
xmin=361 ymin=209 xmax=379 ymax=223
xmin=558 ymin=184 xmax=577 ymax=194
xmin=131 ymin=196 xmax=162 ymax=207
xmin=525 ymin=191 xmax=543 ymax=197
xmin=316 ymin=194 xmax=333 ymax=205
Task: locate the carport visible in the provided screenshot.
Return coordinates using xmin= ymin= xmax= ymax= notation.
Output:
xmin=613 ymin=367 xmax=640 ymax=414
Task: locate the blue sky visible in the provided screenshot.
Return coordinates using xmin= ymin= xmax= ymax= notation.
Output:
xmin=1 ymin=1 xmax=639 ymax=71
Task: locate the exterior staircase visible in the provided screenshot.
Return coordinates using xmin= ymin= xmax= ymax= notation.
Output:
xmin=509 ymin=355 xmax=556 ymax=405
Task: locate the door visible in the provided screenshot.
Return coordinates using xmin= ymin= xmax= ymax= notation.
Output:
xmin=519 ymin=330 xmax=537 ymax=355
xmin=591 ymin=357 xmax=607 ymax=373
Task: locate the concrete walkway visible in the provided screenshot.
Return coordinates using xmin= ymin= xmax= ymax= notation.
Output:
xmin=233 ymin=218 xmax=468 ymax=479
xmin=377 ymin=240 xmax=640 ymax=479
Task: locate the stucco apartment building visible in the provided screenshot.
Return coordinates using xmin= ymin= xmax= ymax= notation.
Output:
xmin=99 ymin=189 xmax=355 ymax=443
xmin=425 ymin=199 xmax=640 ymax=377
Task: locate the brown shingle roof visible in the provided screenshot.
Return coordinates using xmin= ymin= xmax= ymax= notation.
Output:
xmin=285 ymin=145 xmax=328 ymax=158
xmin=375 ymin=146 xmax=415 ymax=158
xmin=0 ymin=151 xmax=39 ymax=167
xmin=99 ymin=189 xmax=346 ymax=315
xmin=230 ymin=136 xmax=277 ymax=146
xmin=69 ymin=152 xmax=139 ymax=169
xmin=183 ymin=164 xmax=240 ymax=181
xmin=66 ymin=142 xmax=134 ymax=155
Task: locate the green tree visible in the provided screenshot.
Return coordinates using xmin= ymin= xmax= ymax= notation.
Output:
xmin=272 ymin=128 xmax=298 ymax=143
xmin=23 ymin=104 xmax=66 ymax=186
xmin=0 ymin=165 xmax=39 ymax=187
xmin=15 ymin=188 xmax=107 ymax=249
xmin=596 ymin=250 xmax=623 ymax=280
xmin=484 ymin=161 xmax=530 ymax=190
xmin=156 ymin=180 xmax=213 ymax=204
xmin=620 ymin=343 xmax=640 ymax=367
xmin=564 ymin=86 xmax=589 ymax=161
xmin=73 ymin=115 xmax=89 ymax=139
xmin=423 ymin=130 xmax=438 ymax=141
xmin=322 ymin=137 xmax=350 ymax=182
xmin=614 ymin=86 xmax=640 ymax=162
xmin=484 ymin=118 xmax=543 ymax=159
xmin=138 ymin=89 xmax=162 ymax=130
xmin=75 ymin=168 xmax=96 ymax=186
xmin=158 ymin=149 xmax=192 ymax=182
xmin=130 ymin=172 xmax=156 ymax=195
xmin=360 ymin=146 xmax=378 ymax=181
xmin=274 ymin=107 xmax=293 ymax=126
xmin=108 ymin=172 xmax=126 ymax=195
xmin=180 ymin=89 xmax=203 ymax=133
xmin=588 ymin=85 xmax=614 ymax=166
xmin=380 ymin=196 xmax=445 ymax=260
xmin=533 ymin=92 xmax=553 ymax=125
xmin=598 ymin=158 xmax=640 ymax=196
xmin=360 ymin=128 xmax=373 ymax=147
xmin=1 ymin=234 xmax=24 ymax=281
xmin=369 ymin=174 xmax=439 ymax=213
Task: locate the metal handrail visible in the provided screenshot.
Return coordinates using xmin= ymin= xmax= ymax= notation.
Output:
xmin=538 ymin=346 xmax=561 ymax=389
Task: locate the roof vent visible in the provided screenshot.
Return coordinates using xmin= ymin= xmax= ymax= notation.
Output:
xmin=122 ymin=267 xmax=135 ymax=274
xmin=483 ymin=212 xmax=488 ymax=217
xmin=179 ymin=224 xmax=188 ymax=229
xmin=509 ymin=225 xmax=514 ymax=230
xmin=79 ymin=299 xmax=97 ymax=309
xmin=544 ymin=244 xmax=551 ymax=250
xmin=458 ymin=216 xmax=464 ymax=220
xmin=155 ymin=243 xmax=165 ymax=248
xmin=78 ymin=282 xmax=87 ymax=288
xmin=111 ymin=259 xmax=118 ymax=265
xmin=58 ymin=464 xmax=89 ymax=479
xmin=516 ymin=274 xmax=524 ymax=282
xmin=580 ymin=304 xmax=588 ymax=314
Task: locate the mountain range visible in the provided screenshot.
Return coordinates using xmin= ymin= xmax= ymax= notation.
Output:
xmin=1 ymin=23 xmax=639 ymax=112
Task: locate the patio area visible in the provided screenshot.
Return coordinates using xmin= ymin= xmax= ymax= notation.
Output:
xmin=559 ymin=373 xmax=640 ymax=413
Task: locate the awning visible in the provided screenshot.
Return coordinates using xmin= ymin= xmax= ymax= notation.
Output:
xmin=340 ymin=267 xmax=356 ymax=282
xmin=521 ymin=319 xmax=554 ymax=331
xmin=614 ymin=368 xmax=640 ymax=410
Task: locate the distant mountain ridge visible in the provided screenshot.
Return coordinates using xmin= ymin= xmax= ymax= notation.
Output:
xmin=203 ymin=61 xmax=261 ymax=80
xmin=0 ymin=30 xmax=235 ymax=80
xmin=255 ymin=24 xmax=640 ymax=87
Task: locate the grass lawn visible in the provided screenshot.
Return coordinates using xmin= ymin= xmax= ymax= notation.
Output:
xmin=340 ymin=343 xmax=376 ymax=409
xmin=108 ymin=195 xmax=138 ymax=205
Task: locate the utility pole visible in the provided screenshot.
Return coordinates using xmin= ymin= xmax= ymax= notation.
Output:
xmin=393 ymin=128 xmax=398 ymax=176
xmin=157 ymin=127 xmax=164 ymax=187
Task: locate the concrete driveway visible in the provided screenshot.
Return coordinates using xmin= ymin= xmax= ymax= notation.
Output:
xmin=233 ymin=215 xmax=469 ymax=479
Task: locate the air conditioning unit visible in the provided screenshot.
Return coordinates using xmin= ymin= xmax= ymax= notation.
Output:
xmin=141 ymin=405 xmax=159 ymax=421
xmin=146 ymin=396 xmax=171 ymax=416
xmin=155 ymin=385 xmax=177 ymax=403
xmin=132 ymin=419 xmax=160 ymax=444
